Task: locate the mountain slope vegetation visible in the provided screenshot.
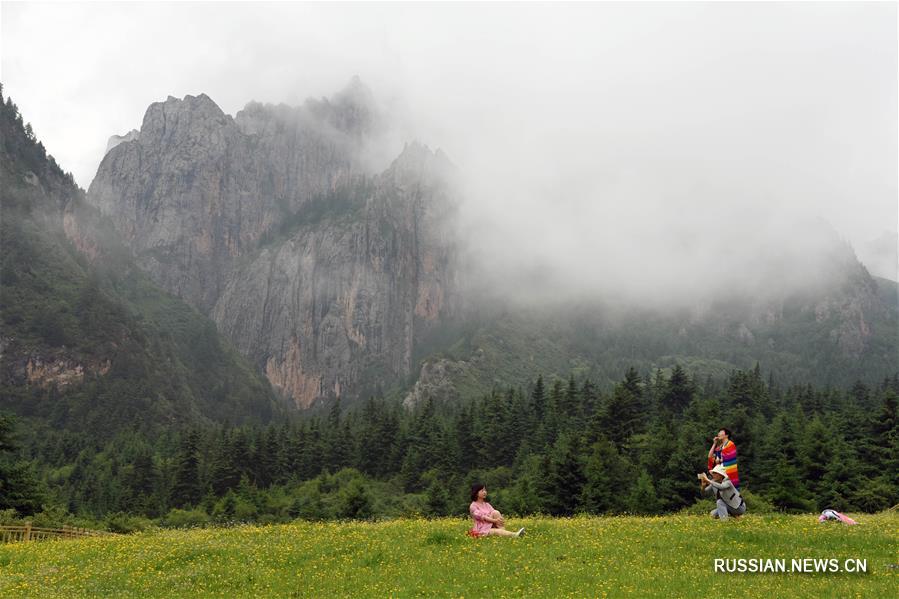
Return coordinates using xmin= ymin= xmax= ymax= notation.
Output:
xmin=0 ymin=85 xmax=284 ymax=437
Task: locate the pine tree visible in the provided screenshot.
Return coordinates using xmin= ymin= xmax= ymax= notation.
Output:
xmin=291 ymin=480 xmax=327 ymax=520
xmin=540 ymin=379 xmax=564 ymax=447
xmin=356 ymin=397 xmax=382 ymax=476
xmin=272 ymin=425 xmax=290 ymax=485
xmin=506 ymin=388 xmax=531 ymax=456
xmin=399 ymin=446 xmax=424 ymax=492
xmin=452 ymin=406 xmax=477 ymax=473
xmin=284 ymin=424 xmax=304 ymax=478
xmin=530 ymin=375 xmax=546 ymax=421
xmin=799 ymin=416 xmax=831 ymax=502
xmin=767 ymin=454 xmax=815 ymax=512
xmin=323 ymin=398 xmax=351 ymax=471
xmin=749 ymin=363 xmax=772 ymax=415
xmin=124 ymin=449 xmax=158 ymax=515
xmin=407 ymin=398 xmax=439 ymax=476
xmin=543 ymin=432 xmax=586 ymax=516
xmin=580 ymin=435 xmax=631 ymax=513
xmin=561 ymin=374 xmax=579 ymax=421
xmin=622 ymin=367 xmax=643 ymax=399
xmin=873 ymin=389 xmax=898 ymax=489
xmin=648 ymin=369 xmax=667 ymax=413
xmin=382 ymin=404 xmax=404 ymax=476
xmin=626 ymin=469 xmax=661 ymax=514
xmin=756 ymin=414 xmax=814 ymax=512
xmin=481 ymin=389 xmax=512 ymax=466
xmin=0 ymin=413 xmax=43 ymax=515
xmin=424 ymin=475 xmax=451 ymax=517
xmin=338 ymin=479 xmax=373 ymax=520
xmin=530 ymin=453 xmax=556 ymax=514
xmin=298 ymin=420 xmax=324 ymax=480
xmin=326 ymin=419 xmax=353 ymax=472
xmin=257 ymin=427 xmax=285 ymax=487
xmin=820 ymin=432 xmax=862 ymax=511
xmin=214 ymin=491 xmax=237 ymax=521
xmin=630 ymin=418 xmax=676 ymax=479
xmin=210 ymin=431 xmax=243 ymax=496
xmin=171 ymin=430 xmax=202 ymax=508
xmin=0 ymin=414 xmax=17 ymax=454
xmin=662 ymin=365 xmax=694 ymax=414
xmin=579 ymin=378 xmax=599 ymax=419
xmin=600 ymin=375 xmax=644 ymax=448
xmin=657 ymin=424 xmax=704 ymax=511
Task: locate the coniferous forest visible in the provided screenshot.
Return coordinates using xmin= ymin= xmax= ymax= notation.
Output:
xmin=0 ymin=85 xmax=897 ymax=533
xmin=4 ymin=366 xmax=897 ymax=532
xmin=4 ymin=7 xmax=899 ymax=599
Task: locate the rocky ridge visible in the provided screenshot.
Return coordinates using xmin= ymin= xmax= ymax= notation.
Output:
xmin=84 ymin=81 xmax=895 ymax=410
xmin=87 ymin=81 xmax=459 ymax=407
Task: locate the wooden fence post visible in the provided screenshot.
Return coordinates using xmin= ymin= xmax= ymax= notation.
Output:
xmin=1 ymin=523 xmax=111 ymax=543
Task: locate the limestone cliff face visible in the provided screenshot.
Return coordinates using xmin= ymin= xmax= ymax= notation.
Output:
xmin=105 ymin=129 xmax=140 ymax=154
xmin=1 ymin=330 xmax=111 ymax=389
xmin=87 ymin=82 xmax=459 ymax=408
xmin=88 ymin=81 xmax=376 ymax=312
xmin=212 ymin=143 xmax=458 ymax=407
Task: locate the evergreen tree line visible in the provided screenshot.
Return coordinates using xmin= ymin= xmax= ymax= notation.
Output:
xmin=6 ymin=366 xmax=898 ymax=528
xmin=0 ymin=83 xmax=75 ymax=186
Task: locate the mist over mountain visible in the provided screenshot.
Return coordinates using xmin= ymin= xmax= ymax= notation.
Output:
xmin=86 ymin=82 xmax=459 ymax=408
xmin=0 ymin=2 xmax=896 ymax=541
xmin=5 ymin=4 xmax=894 ymax=277
xmin=73 ymin=78 xmax=896 ymax=410
xmin=858 ymin=229 xmax=899 ymax=283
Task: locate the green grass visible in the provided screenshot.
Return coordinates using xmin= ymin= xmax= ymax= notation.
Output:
xmin=1 ymin=513 xmax=896 ymax=597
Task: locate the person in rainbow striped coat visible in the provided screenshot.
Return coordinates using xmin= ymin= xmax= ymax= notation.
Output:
xmin=707 ymin=428 xmax=739 ymax=489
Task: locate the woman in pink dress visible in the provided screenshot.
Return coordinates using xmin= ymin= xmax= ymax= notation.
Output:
xmin=469 ymin=483 xmax=524 ymax=538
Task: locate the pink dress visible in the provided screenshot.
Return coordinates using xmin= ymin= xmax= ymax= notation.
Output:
xmin=470 ymin=501 xmax=495 ymax=536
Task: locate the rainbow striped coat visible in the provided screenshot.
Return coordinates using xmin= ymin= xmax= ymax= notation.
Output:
xmin=708 ymin=439 xmax=740 ymax=488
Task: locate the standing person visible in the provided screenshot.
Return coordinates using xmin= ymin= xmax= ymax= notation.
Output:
xmin=468 ymin=483 xmax=525 ymax=538
xmin=700 ymin=464 xmax=746 ymax=520
xmin=707 ymin=428 xmax=739 ymax=489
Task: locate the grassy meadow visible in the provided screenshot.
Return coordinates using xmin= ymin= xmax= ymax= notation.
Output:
xmin=1 ymin=512 xmax=896 ymax=598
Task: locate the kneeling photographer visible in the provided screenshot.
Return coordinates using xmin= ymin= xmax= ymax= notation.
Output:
xmin=699 ymin=464 xmax=746 ymax=520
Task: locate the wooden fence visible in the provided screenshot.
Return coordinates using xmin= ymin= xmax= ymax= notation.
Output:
xmin=0 ymin=523 xmax=112 ymax=543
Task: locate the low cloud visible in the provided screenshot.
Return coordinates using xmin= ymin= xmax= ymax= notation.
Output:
xmin=3 ymin=2 xmax=895 ymax=303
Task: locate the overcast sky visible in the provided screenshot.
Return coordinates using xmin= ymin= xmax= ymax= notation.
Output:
xmin=2 ymin=2 xmax=897 ymax=288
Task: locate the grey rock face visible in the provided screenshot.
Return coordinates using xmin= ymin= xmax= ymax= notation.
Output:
xmin=402 ymin=357 xmax=469 ymax=409
xmin=87 ymin=83 xmax=458 ymax=408
xmin=105 ymin=129 xmax=140 ymax=154
xmin=213 ymin=143 xmax=458 ymax=407
xmin=88 ymin=90 xmax=367 ymax=311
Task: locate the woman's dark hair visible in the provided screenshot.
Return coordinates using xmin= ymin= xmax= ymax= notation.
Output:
xmin=470 ymin=483 xmax=486 ymax=502
xmin=721 ymin=428 xmax=732 ymax=438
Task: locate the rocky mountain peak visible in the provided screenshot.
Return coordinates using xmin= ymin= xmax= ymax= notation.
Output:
xmin=386 ymin=141 xmax=455 ymax=188
xmin=303 ymin=76 xmax=380 ymax=138
xmin=105 ymin=129 xmax=140 ymax=155
xmin=87 ymin=83 xmax=460 ymax=407
xmin=137 ymin=93 xmax=233 ymax=150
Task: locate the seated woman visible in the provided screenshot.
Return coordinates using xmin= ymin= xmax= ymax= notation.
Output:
xmin=469 ymin=483 xmax=524 ymax=538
